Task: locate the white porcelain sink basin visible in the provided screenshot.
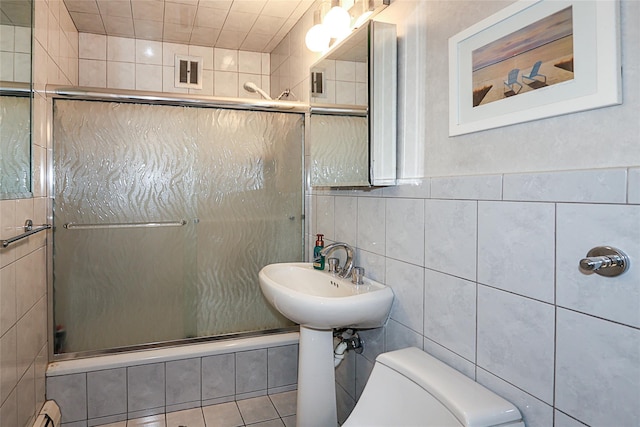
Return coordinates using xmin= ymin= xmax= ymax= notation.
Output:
xmin=259 ymin=262 xmax=394 ymax=329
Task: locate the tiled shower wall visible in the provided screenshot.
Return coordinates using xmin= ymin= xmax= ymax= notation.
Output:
xmin=47 ymin=343 xmax=299 ymax=426
xmin=313 ymin=169 xmax=639 ymax=426
xmin=0 ymin=0 xmax=79 ymax=426
xmin=78 ymin=33 xmax=271 ymax=99
xmin=0 ymin=24 xmax=31 ymax=82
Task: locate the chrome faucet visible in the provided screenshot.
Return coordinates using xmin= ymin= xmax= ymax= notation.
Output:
xmin=320 ymin=242 xmax=355 ymax=278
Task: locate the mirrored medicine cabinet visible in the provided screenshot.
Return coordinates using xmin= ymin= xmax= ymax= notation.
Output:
xmin=0 ymin=0 xmax=33 ymax=199
xmin=309 ymin=20 xmax=397 ymax=188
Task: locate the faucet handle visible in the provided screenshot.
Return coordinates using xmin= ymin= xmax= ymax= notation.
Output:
xmin=327 ymin=257 xmax=340 ymax=273
xmin=351 ymin=267 xmax=365 ymax=285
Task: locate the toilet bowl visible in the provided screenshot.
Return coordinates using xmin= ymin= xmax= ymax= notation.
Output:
xmin=343 ymin=347 xmax=525 ymax=427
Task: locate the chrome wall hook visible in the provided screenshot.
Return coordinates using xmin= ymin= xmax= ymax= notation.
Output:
xmin=579 ymin=246 xmax=629 ymax=277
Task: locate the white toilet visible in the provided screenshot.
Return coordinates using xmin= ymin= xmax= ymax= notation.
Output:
xmin=343 ymin=347 xmax=525 ymax=427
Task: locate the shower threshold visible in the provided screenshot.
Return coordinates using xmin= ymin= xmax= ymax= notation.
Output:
xmin=52 ymin=326 xmax=299 ymax=361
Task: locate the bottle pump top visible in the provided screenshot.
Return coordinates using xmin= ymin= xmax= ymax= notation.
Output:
xmin=315 ymin=234 xmax=324 ymax=246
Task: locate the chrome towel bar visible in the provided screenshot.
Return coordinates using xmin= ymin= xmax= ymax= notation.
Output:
xmin=63 ymin=220 xmax=187 ymax=230
xmin=2 ymin=219 xmax=52 ymax=248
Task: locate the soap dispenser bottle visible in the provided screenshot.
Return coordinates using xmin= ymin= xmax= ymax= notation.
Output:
xmin=313 ymin=234 xmax=325 ymax=270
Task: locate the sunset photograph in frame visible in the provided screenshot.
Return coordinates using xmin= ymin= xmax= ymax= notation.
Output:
xmin=471 ymin=6 xmax=574 ymax=107
xmin=449 ymin=0 xmax=621 ymax=136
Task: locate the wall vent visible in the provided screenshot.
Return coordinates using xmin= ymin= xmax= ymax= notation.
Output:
xmin=175 ymin=55 xmax=203 ymax=89
xmin=311 ymin=71 xmax=324 ymax=96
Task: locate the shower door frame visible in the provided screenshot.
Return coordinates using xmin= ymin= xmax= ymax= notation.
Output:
xmin=46 ymin=86 xmax=308 ymax=361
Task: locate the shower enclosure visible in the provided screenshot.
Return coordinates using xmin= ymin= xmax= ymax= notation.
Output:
xmin=52 ymin=95 xmax=304 ymax=356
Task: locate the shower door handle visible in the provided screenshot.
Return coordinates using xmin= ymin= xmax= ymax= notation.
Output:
xmin=63 ymin=220 xmax=187 ymax=230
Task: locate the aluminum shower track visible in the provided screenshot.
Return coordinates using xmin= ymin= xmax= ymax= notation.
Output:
xmin=46 ymin=85 xmax=310 ymax=113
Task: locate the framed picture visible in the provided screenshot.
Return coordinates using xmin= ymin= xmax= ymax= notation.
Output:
xmin=448 ymin=0 xmax=621 ymax=136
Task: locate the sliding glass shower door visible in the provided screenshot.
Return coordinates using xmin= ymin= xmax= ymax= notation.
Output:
xmin=53 ymin=100 xmax=303 ymax=354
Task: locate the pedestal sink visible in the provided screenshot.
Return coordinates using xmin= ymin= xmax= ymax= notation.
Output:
xmin=258 ymin=262 xmax=394 ymax=427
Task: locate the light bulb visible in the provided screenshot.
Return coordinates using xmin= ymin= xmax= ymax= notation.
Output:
xmin=353 ymin=11 xmax=373 ymax=28
xmin=305 ymin=24 xmax=331 ymax=52
xmin=323 ymin=6 xmax=351 ymax=39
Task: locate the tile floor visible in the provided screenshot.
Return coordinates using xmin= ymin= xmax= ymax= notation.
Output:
xmin=101 ymin=391 xmax=296 ymax=427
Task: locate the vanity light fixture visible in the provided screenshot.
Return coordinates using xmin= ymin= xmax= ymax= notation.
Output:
xmin=305 ymin=0 xmax=351 ymax=53
xmin=353 ymin=0 xmax=375 ymax=28
xmin=305 ymin=9 xmax=331 ymax=53
xmin=305 ymin=0 xmax=387 ymax=53
xmin=323 ymin=2 xmax=351 ymax=39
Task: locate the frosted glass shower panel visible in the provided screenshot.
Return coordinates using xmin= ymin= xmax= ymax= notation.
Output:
xmin=310 ymin=114 xmax=369 ymax=187
xmin=53 ymin=100 xmax=302 ymax=354
xmin=54 ymin=100 xmax=196 ymax=353
xmin=194 ymin=109 xmax=303 ymax=336
xmin=0 ymin=95 xmax=31 ymax=197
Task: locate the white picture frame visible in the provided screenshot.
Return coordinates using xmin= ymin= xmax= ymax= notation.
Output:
xmin=448 ymin=0 xmax=621 ymax=136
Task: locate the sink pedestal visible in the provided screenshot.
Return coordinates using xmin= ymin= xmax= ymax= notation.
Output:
xmin=258 ymin=263 xmax=394 ymax=426
xmin=296 ymin=326 xmax=337 ymax=427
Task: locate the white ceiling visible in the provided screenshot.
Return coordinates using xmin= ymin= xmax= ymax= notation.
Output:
xmin=63 ymin=0 xmax=315 ymax=52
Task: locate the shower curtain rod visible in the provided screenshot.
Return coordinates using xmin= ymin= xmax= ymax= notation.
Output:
xmin=46 ymin=85 xmax=310 ymax=113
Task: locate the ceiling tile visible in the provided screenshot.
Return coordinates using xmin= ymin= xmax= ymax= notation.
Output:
xmin=190 ymin=26 xmax=220 ymax=46
xmin=215 ymin=30 xmax=247 ymax=50
xmin=163 ymin=21 xmax=192 ymax=43
xmin=64 ymin=0 xmax=100 ymax=15
xmin=0 ymin=11 xmax=10 ymax=26
xmin=263 ymin=37 xmax=282 ymax=54
xmin=103 ymin=15 xmax=135 ymax=37
xmin=290 ymin=0 xmax=313 ymax=21
xmin=69 ymin=11 xmax=106 ymax=34
xmin=134 ymin=19 xmax=164 ymax=40
xmin=65 ymin=0 xmax=316 ymax=53
xmin=1 ymin=1 xmax=31 ymax=26
xmin=223 ymin=11 xmax=258 ymax=33
xmin=97 ymin=1 xmax=132 ymax=18
xmin=262 ymin=0 xmax=298 ymax=18
xmin=240 ymin=32 xmax=271 ymax=52
xmin=164 ymin=1 xmax=197 ymax=26
xmin=230 ymin=0 xmax=266 ymax=15
xmin=250 ymin=14 xmax=285 ymax=36
xmin=198 ymin=0 xmax=232 ymax=11
xmin=132 ymin=0 xmax=164 ymax=21
xmin=194 ymin=6 xmax=227 ymax=29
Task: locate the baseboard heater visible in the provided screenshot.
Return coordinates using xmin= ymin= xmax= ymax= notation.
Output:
xmin=32 ymin=401 xmax=61 ymax=427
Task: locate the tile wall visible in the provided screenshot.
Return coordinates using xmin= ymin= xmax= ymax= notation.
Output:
xmin=318 ymin=168 xmax=640 ymax=426
xmin=47 ymin=343 xmax=299 ymax=426
xmin=310 ymin=59 xmax=368 ymax=106
xmin=0 ymin=0 xmax=79 ymax=426
xmin=271 ymin=0 xmax=640 ymax=426
xmin=0 ymin=24 xmax=31 ymax=83
xmin=78 ymin=33 xmax=271 ymax=99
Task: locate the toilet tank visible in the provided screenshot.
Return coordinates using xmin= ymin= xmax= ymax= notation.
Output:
xmin=343 ymin=347 xmax=524 ymax=427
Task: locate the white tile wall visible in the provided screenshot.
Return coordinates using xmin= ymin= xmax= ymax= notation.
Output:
xmin=628 ymin=167 xmax=640 ymax=203
xmin=385 ymin=198 xmax=424 ymax=266
xmin=310 ymin=167 xmax=640 ymax=426
xmin=503 ymin=169 xmax=628 ymax=203
xmin=1 ymin=0 xmax=78 ymax=425
xmin=477 ymin=286 xmax=555 ymax=404
xmin=555 ymin=308 xmax=640 ymax=426
xmin=424 ymin=199 xmax=476 ymax=281
xmin=46 ymin=343 xmax=299 ymax=425
xmin=0 ymin=24 xmax=32 ymax=83
xmin=478 ymin=201 xmax=555 ymax=303
xmin=78 ymin=35 xmax=272 ymax=98
xmin=423 ymin=270 xmax=476 ymax=361
xmin=556 ymin=203 xmax=640 ymax=327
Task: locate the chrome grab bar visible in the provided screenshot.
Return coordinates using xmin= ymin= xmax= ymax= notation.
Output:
xmin=2 ymin=219 xmax=52 ymax=248
xmin=63 ymin=220 xmax=187 ymax=230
